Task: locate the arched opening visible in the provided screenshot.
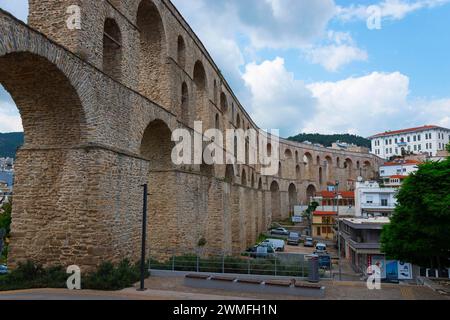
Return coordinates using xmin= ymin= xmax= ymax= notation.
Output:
xmin=193 ymin=61 xmax=207 ymax=122
xmin=215 ymin=113 xmax=220 ymax=129
xmin=336 ymin=157 xmax=341 ymax=168
xmin=241 ymin=169 xmax=247 ymax=186
xmin=296 ymin=165 xmax=301 ymax=180
xmin=103 ymin=18 xmax=122 ymax=81
xmin=0 ymin=52 xmax=86 ymax=266
xmin=345 ymin=158 xmax=353 ymax=178
xmin=285 ymin=149 xmax=293 ymax=160
xmin=295 ymin=151 xmax=299 ymax=163
xmin=177 ymin=35 xmax=186 ymax=69
xmin=245 ymin=141 xmax=249 ymax=165
xmin=180 ymin=82 xmax=189 ymax=124
xmin=225 ymin=164 xmax=235 ymax=183
xmin=319 ymin=167 xmax=323 ymax=185
xmin=363 ymin=161 xmax=372 ymax=180
xmin=137 ymin=0 xmax=167 ymax=104
xmin=278 ymin=162 xmax=282 ymax=178
xmin=213 ymin=80 xmax=218 ymax=105
xmin=258 ymin=178 xmax=263 ymax=190
xmin=306 ymin=185 xmax=316 ymax=203
xmin=270 ymin=181 xmax=281 ymax=222
xmin=220 ymin=92 xmax=228 ymax=114
xmin=288 ymin=183 xmax=297 ymax=216
xmin=251 ymin=172 xmax=255 ymax=188
xmin=140 ymin=120 xmax=174 ymax=170
xmin=316 ymin=155 xmax=321 ymax=166
xmin=303 ymin=152 xmax=313 ymax=180
xmin=267 ymin=143 xmax=272 ymax=157
xmin=325 ymin=156 xmax=333 ymax=182
xmin=236 ymin=114 xmax=241 ymax=128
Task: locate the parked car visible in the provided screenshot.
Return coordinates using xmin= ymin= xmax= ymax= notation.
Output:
xmin=315 ymin=243 xmax=327 ymax=254
xmin=262 ymin=239 xmax=285 ymax=252
xmin=270 ymin=227 xmax=289 ymax=236
xmin=304 ymin=237 xmax=314 ymax=247
xmin=247 ymin=243 xmax=275 ymax=258
xmin=287 ymin=232 xmax=300 ymax=246
xmin=0 ymin=264 xmax=8 ymax=275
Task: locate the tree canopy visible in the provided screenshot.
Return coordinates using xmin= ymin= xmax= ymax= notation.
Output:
xmin=381 ymin=151 xmax=450 ymax=268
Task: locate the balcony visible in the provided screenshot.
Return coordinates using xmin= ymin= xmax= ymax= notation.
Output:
xmin=361 ymin=202 xmax=395 ymax=209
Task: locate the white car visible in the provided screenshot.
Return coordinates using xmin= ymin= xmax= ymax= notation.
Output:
xmin=262 ymin=239 xmax=285 ymax=252
xmin=315 ymin=243 xmax=327 ymax=253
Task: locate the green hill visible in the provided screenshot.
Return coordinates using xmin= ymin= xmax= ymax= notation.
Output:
xmin=287 ymin=133 xmax=371 ymax=148
xmin=0 ymin=132 xmax=24 ymax=158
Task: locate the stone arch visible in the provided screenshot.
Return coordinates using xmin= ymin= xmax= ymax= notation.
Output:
xmin=325 ymin=155 xmax=333 ymax=182
xmin=0 ymin=52 xmax=86 ymax=148
xmin=0 ymin=52 xmax=89 ymax=268
xmin=270 ymin=181 xmax=281 ymax=222
xmin=319 ymin=167 xmax=323 ymax=185
xmin=140 ymin=119 xmax=175 ymax=170
xmin=193 ymin=60 xmax=208 ymax=122
xmin=215 ymin=113 xmax=220 ymax=129
xmin=180 ymin=82 xmax=189 ymax=124
xmin=363 ymin=161 xmax=373 ymax=180
xmin=267 ymin=143 xmax=272 ymax=157
xmin=251 ymin=172 xmax=255 ymax=188
xmin=295 ymin=151 xmax=299 ymax=163
xmin=220 ymin=92 xmax=228 ymax=114
xmin=285 ymin=149 xmax=293 ymax=160
xmin=288 ymin=183 xmax=298 ymax=215
xmin=258 ymin=178 xmax=263 ymax=190
xmin=225 ymin=164 xmax=235 ymax=183
xmin=241 ymin=169 xmax=247 ymax=186
xmin=103 ymin=18 xmax=122 ymax=81
xmin=137 ymin=0 xmax=168 ymax=106
xmin=336 ymin=157 xmax=341 ymax=168
xmin=344 ymin=158 xmax=353 ymax=178
xmin=177 ymin=35 xmax=186 ymax=69
xmin=236 ymin=113 xmax=241 ymax=128
xmin=316 ymin=155 xmax=321 ymax=166
xmin=278 ymin=161 xmax=282 ymax=178
xmin=303 ymin=152 xmax=313 ymax=180
xmin=296 ymin=165 xmax=301 ymax=180
xmin=306 ymin=184 xmax=317 ymax=202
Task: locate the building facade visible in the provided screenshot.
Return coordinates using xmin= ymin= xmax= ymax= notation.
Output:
xmin=354 ymin=181 xmax=397 ymax=217
xmin=312 ymin=211 xmax=336 ymax=240
xmin=369 ymin=125 xmax=450 ymax=159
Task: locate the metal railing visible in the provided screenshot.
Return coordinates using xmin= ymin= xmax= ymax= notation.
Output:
xmin=148 ymin=249 xmax=333 ymax=279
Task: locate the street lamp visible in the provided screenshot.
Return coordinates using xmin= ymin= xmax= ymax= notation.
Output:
xmin=334 ymin=180 xmax=342 ymax=281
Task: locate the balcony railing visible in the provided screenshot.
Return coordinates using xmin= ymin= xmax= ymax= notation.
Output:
xmin=361 ymin=202 xmax=395 ymax=208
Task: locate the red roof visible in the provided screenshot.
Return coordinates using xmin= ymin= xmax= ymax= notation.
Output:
xmin=318 ymin=191 xmax=355 ymax=199
xmin=382 ymin=160 xmax=421 ymax=167
xmin=369 ymin=125 xmax=443 ymax=138
xmin=314 ymin=211 xmax=337 ymax=216
xmin=389 ymin=175 xmax=407 ymax=179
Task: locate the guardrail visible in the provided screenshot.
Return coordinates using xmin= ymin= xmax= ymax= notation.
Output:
xmin=148 ymin=250 xmax=332 ymax=279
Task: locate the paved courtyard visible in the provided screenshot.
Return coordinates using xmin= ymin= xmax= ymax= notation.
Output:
xmin=0 ymin=276 xmax=447 ymax=300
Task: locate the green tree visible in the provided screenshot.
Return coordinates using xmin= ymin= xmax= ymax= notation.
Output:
xmin=380 ymin=157 xmax=450 ymax=268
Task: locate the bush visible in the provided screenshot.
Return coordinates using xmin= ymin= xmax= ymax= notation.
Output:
xmin=83 ymin=259 xmax=147 ymax=291
xmin=0 ymin=259 xmax=148 ymax=292
xmin=0 ymin=261 xmax=66 ymax=291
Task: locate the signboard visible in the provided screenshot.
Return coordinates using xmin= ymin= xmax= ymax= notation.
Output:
xmin=294 ymin=206 xmax=306 ymax=216
xmin=386 ymin=260 xmax=399 ymax=281
xmin=292 ymin=216 xmax=302 ymax=223
xmin=397 ymin=262 xmax=413 ymax=280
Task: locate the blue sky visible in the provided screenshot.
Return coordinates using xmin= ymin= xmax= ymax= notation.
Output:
xmin=1 ymin=0 xmax=449 ymax=137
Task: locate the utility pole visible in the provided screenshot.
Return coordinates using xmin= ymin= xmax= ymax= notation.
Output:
xmin=138 ymin=183 xmax=148 ymax=292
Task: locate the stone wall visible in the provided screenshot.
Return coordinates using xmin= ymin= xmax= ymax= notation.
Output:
xmin=0 ymin=2 xmax=382 ymax=269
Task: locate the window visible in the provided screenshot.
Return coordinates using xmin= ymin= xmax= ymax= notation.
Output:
xmin=413 ymin=136 xmax=417 ymax=142
xmin=381 ymin=199 xmax=388 ymax=207
xmin=418 ymin=145 xmax=421 ymax=151
xmin=366 ymin=196 xmax=373 ymax=204
xmin=395 ymin=138 xmax=398 ymax=144
xmin=418 ymin=135 xmax=421 ymax=141
xmin=407 ymin=137 xmax=410 ymax=143
xmin=414 ymin=145 xmax=417 ymax=151
xmin=381 ymin=170 xmax=385 ymax=175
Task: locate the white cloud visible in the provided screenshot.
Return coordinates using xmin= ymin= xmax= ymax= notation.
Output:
xmin=305 ymin=31 xmax=368 ymax=72
xmin=336 ymin=0 xmax=450 ymax=22
xmin=242 ymin=57 xmax=317 ymax=137
xmin=0 ymin=100 xmax=22 ymax=132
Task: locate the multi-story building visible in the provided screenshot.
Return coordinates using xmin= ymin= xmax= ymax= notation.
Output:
xmin=354 ymin=181 xmax=398 ymax=217
xmin=369 ymin=125 xmax=450 ymax=159
xmin=331 ymin=142 xmax=370 ymax=154
xmin=312 ymin=191 xmax=356 ymax=217
xmin=312 ymin=211 xmax=337 ymax=240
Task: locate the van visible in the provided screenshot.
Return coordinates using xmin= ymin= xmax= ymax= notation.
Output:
xmin=262 ymin=239 xmax=285 ymax=252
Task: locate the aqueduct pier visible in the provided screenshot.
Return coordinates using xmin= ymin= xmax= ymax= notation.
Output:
xmin=0 ymin=0 xmax=381 ymax=268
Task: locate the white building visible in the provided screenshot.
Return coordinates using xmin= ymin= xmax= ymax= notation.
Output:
xmin=354 ymin=181 xmax=398 ymax=217
xmin=369 ymin=125 xmax=450 ymax=159
xmin=379 ymin=159 xmax=420 ymax=178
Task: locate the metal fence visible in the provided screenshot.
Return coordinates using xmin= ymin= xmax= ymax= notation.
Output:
xmin=148 ymin=249 xmax=332 ymax=279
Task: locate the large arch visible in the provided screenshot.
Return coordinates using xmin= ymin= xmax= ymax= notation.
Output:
xmin=288 ymin=183 xmax=298 ymax=216
xmin=270 ymin=181 xmax=281 ymax=222
xmin=1 ymin=52 xmax=87 ymax=266
xmin=325 ymin=155 xmax=333 ymax=183
xmin=303 ymin=152 xmax=313 ymax=180
xmin=137 ymin=0 xmax=168 ymax=106
xmin=306 ymin=184 xmax=317 ymax=203
xmin=193 ymin=60 xmax=208 ymax=123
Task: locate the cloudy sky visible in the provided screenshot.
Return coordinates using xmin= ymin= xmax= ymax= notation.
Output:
xmin=1 ymin=0 xmax=449 ymax=137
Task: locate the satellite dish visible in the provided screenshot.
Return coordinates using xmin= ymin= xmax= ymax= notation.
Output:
xmin=357 ymin=176 xmax=363 ymax=182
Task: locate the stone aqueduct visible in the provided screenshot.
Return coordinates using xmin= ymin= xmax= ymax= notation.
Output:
xmin=0 ymin=0 xmax=381 ymax=268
